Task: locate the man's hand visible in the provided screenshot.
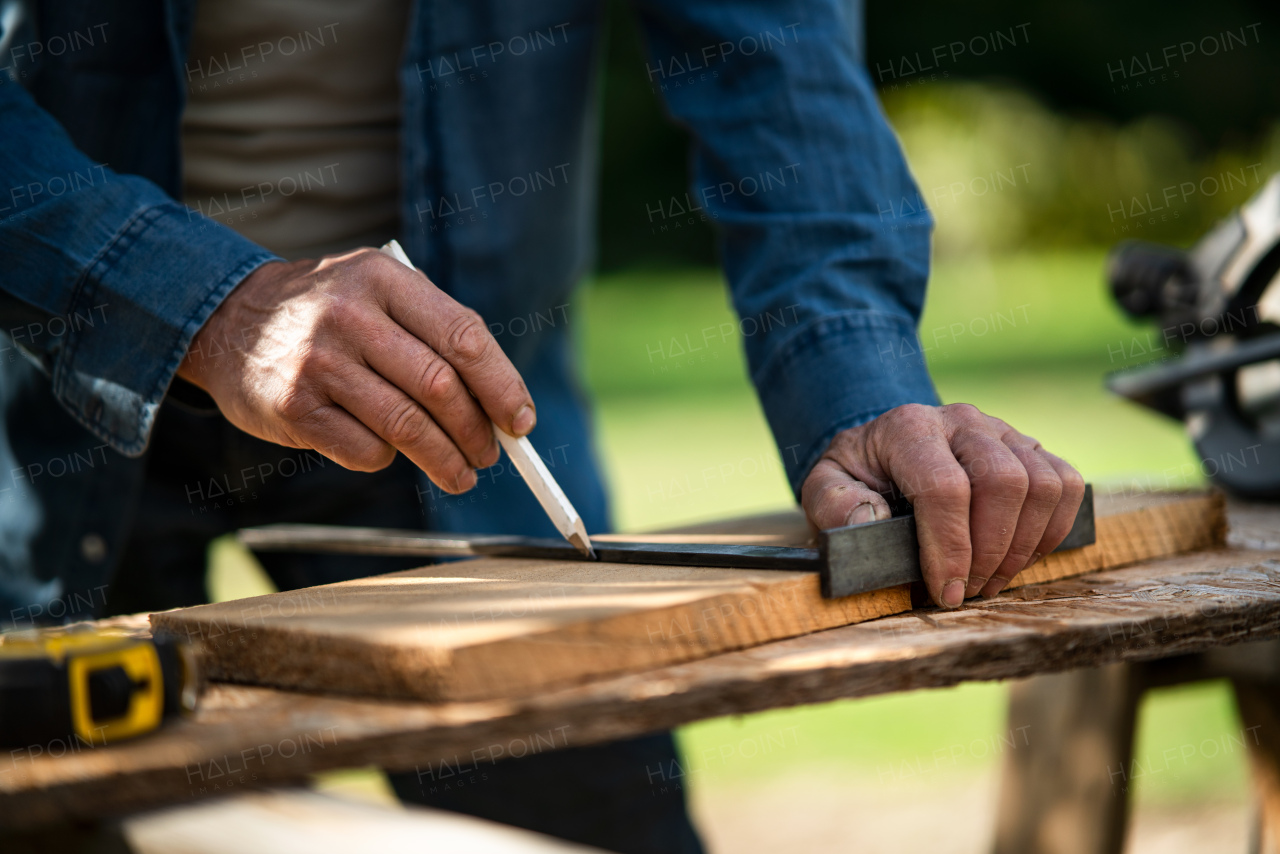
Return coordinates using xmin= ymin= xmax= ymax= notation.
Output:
xmin=800 ymin=403 xmax=1085 ymax=608
xmin=177 ymin=248 xmax=536 ymax=494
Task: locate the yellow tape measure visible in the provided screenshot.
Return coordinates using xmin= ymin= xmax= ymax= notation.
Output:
xmin=0 ymin=627 xmax=199 ymax=748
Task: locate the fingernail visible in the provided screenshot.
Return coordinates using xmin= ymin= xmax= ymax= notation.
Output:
xmin=457 ymin=469 xmax=477 ymax=492
xmin=941 ymin=579 xmax=966 ymax=608
xmin=848 ymin=503 xmax=876 ymax=525
xmin=512 ymin=404 xmax=536 ymax=436
xmin=1023 ymin=551 xmax=1042 ymax=570
xmin=481 ymin=438 xmax=500 ymax=468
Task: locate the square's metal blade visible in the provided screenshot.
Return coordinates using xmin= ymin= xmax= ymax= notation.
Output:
xmin=818 ymin=484 xmax=1095 ymax=598
xmin=240 ymin=486 xmax=1095 ymax=601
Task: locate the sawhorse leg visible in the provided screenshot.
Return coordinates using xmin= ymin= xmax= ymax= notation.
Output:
xmin=1233 ymin=679 xmax=1280 ymax=854
xmin=993 ymin=663 xmax=1142 ymax=854
xmin=995 ymin=642 xmax=1280 ymax=854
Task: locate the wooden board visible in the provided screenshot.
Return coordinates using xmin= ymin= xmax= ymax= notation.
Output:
xmin=5 ymin=531 xmax=1280 ymax=828
xmin=150 ymin=491 xmax=1225 ymax=704
xmin=1008 ymin=490 xmax=1226 ymax=588
xmin=1226 ymin=497 xmax=1280 ymax=551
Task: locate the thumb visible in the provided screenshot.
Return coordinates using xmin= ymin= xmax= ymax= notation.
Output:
xmin=801 ymin=458 xmax=893 ymax=530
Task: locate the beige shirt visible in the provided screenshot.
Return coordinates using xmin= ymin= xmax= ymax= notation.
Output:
xmin=182 ymin=0 xmax=410 ymax=259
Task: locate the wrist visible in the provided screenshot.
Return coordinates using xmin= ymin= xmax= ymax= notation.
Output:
xmin=177 ymin=259 xmax=280 ymax=387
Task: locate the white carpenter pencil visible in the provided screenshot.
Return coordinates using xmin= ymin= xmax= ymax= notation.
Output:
xmin=379 ymin=240 xmax=595 ymax=557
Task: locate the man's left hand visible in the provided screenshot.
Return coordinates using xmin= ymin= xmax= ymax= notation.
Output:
xmin=800 ymin=403 xmax=1085 ymax=608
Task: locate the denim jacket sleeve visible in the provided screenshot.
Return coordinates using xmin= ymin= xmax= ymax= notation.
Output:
xmin=635 ymin=0 xmax=940 ymax=496
xmin=0 ymin=79 xmax=277 ymax=456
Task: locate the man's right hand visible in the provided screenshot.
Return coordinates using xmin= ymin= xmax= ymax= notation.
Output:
xmin=177 ymin=248 xmax=536 ymax=494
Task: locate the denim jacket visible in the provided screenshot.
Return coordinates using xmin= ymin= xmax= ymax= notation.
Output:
xmin=0 ymin=0 xmax=936 ymax=621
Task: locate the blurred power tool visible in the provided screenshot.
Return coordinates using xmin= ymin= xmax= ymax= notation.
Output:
xmin=0 ymin=628 xmax=199 ymax=750
xmin=1108 ymin=173 xmax=1280 ymax=499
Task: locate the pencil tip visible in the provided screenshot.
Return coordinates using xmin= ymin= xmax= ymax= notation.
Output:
xmin=568 ymin=531 xmax=596 ymax=559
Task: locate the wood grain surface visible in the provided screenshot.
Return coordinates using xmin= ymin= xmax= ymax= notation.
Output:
xmin=5 ymin=538 xmax=1279 ymax=828
xmin=1008 ymin=490 xmax=1226 ymax=588
xmin=150 ymin=492 xmax=1225 ymax=704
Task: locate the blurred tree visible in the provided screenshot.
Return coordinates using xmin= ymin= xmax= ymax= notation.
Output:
xmin=866 ymin=0 xmax=1280 ymax=145
xmin=596 ymin=0 xmax=1280 ymax=270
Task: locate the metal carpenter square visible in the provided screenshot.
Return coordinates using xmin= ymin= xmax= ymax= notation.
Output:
xmin=240 ymin=524 xmax=819 ymax=570
xmin=818 ymin=485 xmax=1096 ymax=598
xmin=240 ymin=486 xmax=1094 ymax=600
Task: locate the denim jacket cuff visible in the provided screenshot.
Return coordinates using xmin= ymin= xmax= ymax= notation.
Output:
xmin=754 ymin=310 xmax=940 ymax=498
xmin=51 ymin=201 xmax=277 ymax=456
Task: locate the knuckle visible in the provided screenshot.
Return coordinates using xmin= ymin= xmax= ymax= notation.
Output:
xmin=945 ymin=402 xmax=985 ymax=423
xmin=356 ymin=247 xmax=396 ymax=275
xmin=802 ymin=477 xmax=866 ymax=527
xmin=927 ymin=467 xmax=970 ymax=503
xmin=298 ymin=345 xmax=348 ymax=382
xmin=276 ymin=385 xmax=325 ymax=425
xmin=457 ymin=412 xmax=495 ymax=453
xmin=1004 ymin=429 xmax=1038 ymax=449
xmin=444 ymin=310 xmax=492 ymax=364
xmin=889 ymin=403 xmax=936 ymax=429
xmin=1000 ymin=472 xmax=1031 ymax=498
xmin=1008 ymin=555 xmax=1034 ymax=574
xmin=419 ymin=355 xmax=460 ymax=403
xmin=974 ymin=546 xmax=1010 ymax=564
xmin=825 ymin=429 xmax=858 ymax=458
xmin=1060 ymin=465 xmax=1086 ymax=499
xmin=320 ymin=295 xmax=368 ymax=330
xmin=999 ymin=543 xmax=1034 ymax=566
xmin=350 ymin=442 xmax=395 ymax=472
xmin=358 ymin=250 xmax=411 ymax=289
xmin=498 ymin=374 xmax=531 ymax=408
xmin=1026 ymin=469 xmax=1064 ymax=507
xmin=884 ymin=404 xmax=943 ymax=447
xmin=380 ymin=398 xmax=430 ymax=447
xmin=922 ymin=543 xmax=971 ymax=578
xmin=987 ymin=416 xmax=1014 ymax=435
xmin=436 ymin=459 xmax=473 ymax=493
xmin=811 ymin=487 xmax=849 ymax=521
xmin=991 ymin=461 xmax=1030 ymax=496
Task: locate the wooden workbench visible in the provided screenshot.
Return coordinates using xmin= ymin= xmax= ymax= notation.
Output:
xmin=3 ymin=500 xmax=1279 ymax=831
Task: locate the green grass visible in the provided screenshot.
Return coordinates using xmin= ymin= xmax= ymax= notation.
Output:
xmin=575 ymin=269 xmax=753 ymax=395
xmin=673 ymin=679 xmax=1250 ymax=806
xmin=592 ymin=389 xmax=792 ymax=531
xmin=674 ymin=683 xmax=1011 ymax=789
xmin=1126 ymin=681 xmax=1253 ymax=804
xmin=576 ymin=249 xmax=1167 ymax=397
xmin=579 ymin=249 xmax=1201 ymax=533
xmin=209 ymin=248 xmax=1240 ymax=807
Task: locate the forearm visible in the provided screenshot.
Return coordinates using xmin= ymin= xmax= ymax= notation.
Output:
xmin=635 ymin=0 xmax=939 ymax=493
